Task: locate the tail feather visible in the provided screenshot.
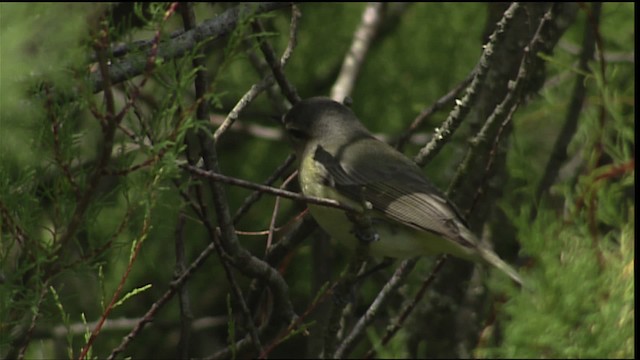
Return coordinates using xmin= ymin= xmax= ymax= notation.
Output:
xmin=478 ymin=246 xmax=524 ymax=286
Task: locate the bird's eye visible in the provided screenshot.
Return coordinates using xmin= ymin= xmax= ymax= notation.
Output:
xmin=287 ymin=128 xmax=307 ymax=141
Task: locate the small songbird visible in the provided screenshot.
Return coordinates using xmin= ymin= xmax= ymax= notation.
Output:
xmin=282 ymin=97 xmax=523 ymax=285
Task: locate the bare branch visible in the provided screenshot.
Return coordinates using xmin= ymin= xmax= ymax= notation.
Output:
xmin=214 ymin=5 xmax=301 ymax=142
xmin=395 ymin=72 xmax=474 ymax=151
xmin=52 ymin=14 xmax=121 ymax=268
xmin=251 ymin=18 xmax=301 ymax=104
xmin=174 ymin=212 xmax=192 ymax=360
xmin=534 ymin=2 xmax=601 ymax=213
xmin=363 ymin=256 xmax=448 ymax=359
xmin=280 ymin=4 xmax=302 ymax=66
xmin=333 ymin=258 xmax=419 ymax=358
xmin=558 ymin=39 xmax=634 ymax=63
xmin=107 ymin=240 xmax=220 ymax=360
xmin=181 ymin=164 xmax=359 ymax=213
xmin=213 ymin=76 xmax=275 ymax=143
xmin=265 ymin=171 xmax=298 ymax=254
xmin=330 ymin=2 xmax=385 ymax=102
xmin=16 ymin=281 xmax=50 ymax=360
xmin=233 ymin=154 xmax=296 ymax=222
xmin=180 ymin=2 xmax=263 ymax=354
xmin=32 ymin=316 xmax=228 ymax=340
xmin=323 ymin=254 xmax=368 ymax=358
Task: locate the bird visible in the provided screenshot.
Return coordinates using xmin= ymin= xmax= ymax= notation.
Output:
xmin=281 ymin=96 xmax=523 ymax=285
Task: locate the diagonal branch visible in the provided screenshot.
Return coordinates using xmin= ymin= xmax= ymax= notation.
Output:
xmin=413 ymin=2 xmax=520 ymax=167
xmin=534 ymin=2 xmax=601 ymax=210
xmin=181 ymin=164 xmax=359 ymax=213
xmin=251 ymin=17 xmax=301 ymax=104
xmin=330 ymin=2 xmax=385 ymax=102
xmin=90 ymin=2 xmax=291 ymax=93
xmin=394 ymin=72 xmax=474 ymax=151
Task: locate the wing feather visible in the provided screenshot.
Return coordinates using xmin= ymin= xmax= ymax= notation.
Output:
xmin=312 ymin=137 xmax=474 ymax=249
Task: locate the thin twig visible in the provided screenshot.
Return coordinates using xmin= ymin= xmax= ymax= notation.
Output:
xmin=467 ymin=106 xmax=519 ymax=216
xmin=395 ymin=72 xmax=474 ymax=151
xmin=265 ymin=171 xmax=298 ymax=254
xmin=213 ymin=4 xmax=301 ymax=143
xmin=333 ymin=258 xmax=419 ymax=358
xmin=112 ymin=3 xmax=179 ymax=126
xmin=213 ymin=76 xmax=275 ymax=143
xmin=32 ymin=316 xmax=228 ymax=340
xmin=180 ymin=2 xmax=264 ymax=354
xmin=259 ymin=276 xmax=342 ymax=358
xmin=213 ymin=4 xmax=301 ymax=144
xmin=558 ymin=39 xmax=633 ymax=63
xmin=533 ymin=3 xmax=600 ymax=209
xmin=243 ymin=212 xmax=317 ymax=339
xmin=0 ymin=200 xmax=32 ymax=250
xmin=107 ymin=240 xmax=219 ymax=360
xmin=280 ymin=4 xmax=302 ymax=67
xmin=79 ymin=194 xmax=155 ymax=360
xmin=45 ymin=85 xmax=80 ymax=197
xmin=16 ymin=280 xmax=50 ymax=360
xmin=324 ymin=247 xmax=369 ymax=358
xmin=364 ymin=256 xmax=448 ymax=359
xmin=251 ymin=19 xmax=301 ymax=104
xmin=174 ymin=212 xmax=192 ymax=360
xmin=54 ymin=18 xmax=120 ymax=254
xmin=233 ymin=155 xmax=296 ymax=223
xmin=211 ymin=114 xmax=284 ymax=141
xmin=182 ymin=163 xmax=359 ymax=213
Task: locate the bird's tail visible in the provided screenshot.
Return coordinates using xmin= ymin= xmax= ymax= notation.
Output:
xmin=477 ymin=246 xmax=524 ymax=286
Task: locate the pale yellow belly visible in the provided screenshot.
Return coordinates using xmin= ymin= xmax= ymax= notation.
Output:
xmin=307 ymin=203 xmax=470 ymax=260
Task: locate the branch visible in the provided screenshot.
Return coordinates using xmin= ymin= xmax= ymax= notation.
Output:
xmin=214 ymin=5 xmax=301 ymax=143
xmin=54 ymin=19 xmax=120 ymax=254
xmin=363 ymin=256 xmax=448 ymax=359
xmin=79 ymin=185 xmax=156 ymax=360
xmin=450 ymin=4 xmax=559 ymax=199
xmin=330 ymin=2 xmax=385 ymax=102
xmin=32 ymin=316 xmax=228 ymax=340
xmin=280 ymin=4 xmax=302 ymax=67
xmin=244 ymin=213 xmax=318 ymax=331
xmin=213 ymin=76 xmax=275 ymax=142
xmin=191 ymin=102 xmax=297 ymax=354
xmin=558 ymin=39 xmax=633 ymax=63
xmin=181 ymin=163 xmax=359 ymax=213
xmin=333 ymin=258 xmax=419 ymax=358
xmin=180 ymin=2 xmax=263 ymax=354
xmin=233 ymin=154 xmax=296 ymax=222
xmin=89 ymin=2 xmax=291 ymax=93
xmin=251 ymin=18 xmax=301 ymax=104
xmin=534 ymin=2 xmax=599 ymax=210
xmin=107 ymin=239 xmax=220 ymax=360
xmin=15 ymin=280 xmax=50 ymax=360
xmin=394 ymin=72 xmax=474 ymax=151
xmin=174 ymin=212 xmax=192 ymax=360
xmin=413 ymin=2 xmax=520 ymax=167
xmin=323 ymin=252 xmax=369 ymax=358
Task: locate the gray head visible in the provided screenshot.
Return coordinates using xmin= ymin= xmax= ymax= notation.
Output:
xmin=282 ymin=97 xmax=368 ymax=153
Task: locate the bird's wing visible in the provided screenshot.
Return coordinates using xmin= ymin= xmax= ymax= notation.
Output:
xmin=311 ymin=138 xmax=477 ymax=250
